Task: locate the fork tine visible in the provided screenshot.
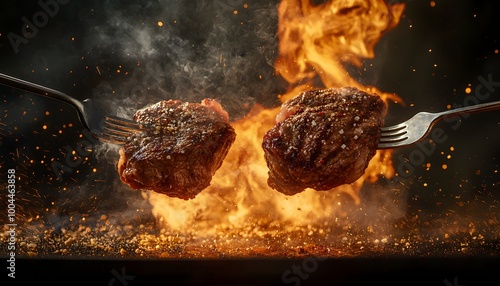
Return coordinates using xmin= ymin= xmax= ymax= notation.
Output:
xmin=378 ymin=122 xmax=409 ymax=143
xmin=103 ymin=120 xmax=138 ymax=134
xmin=96 ymin=115 xmax=144 ymax=145
xmin=98 ymin=131 xmax=130 ymax=145
xmin=379 ymin=128 xmax=408 ymax=138
xmin=380 ymin=123 xmax=406 ymax=132
xmin=101 ymin=126 xmax=133 ymax=137
xmin=99 ymin=123 xmax=134 ymax=144
xmin=104 ymin=115 xmax=141 ymax=131
xmin=378 ymin=135 xmax=408 ymax=143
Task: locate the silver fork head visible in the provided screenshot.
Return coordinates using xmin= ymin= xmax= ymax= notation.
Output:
xmin=378 ymin=123 xmax=409 ymax=148
xmin=378 ymin=112 xmax=438 ymax=149
xmin=98 ymin=115 xmax=143 ymax=144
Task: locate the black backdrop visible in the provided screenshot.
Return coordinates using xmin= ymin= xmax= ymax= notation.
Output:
xmin=1 ymin=0 xmax=499 ymax=285
xmin=1 ymin=0 xmax=498 ymax=225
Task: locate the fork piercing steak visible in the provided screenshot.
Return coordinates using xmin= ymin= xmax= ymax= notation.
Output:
xmin=262 ymin=87 xmax=386 ymax=195
xmin=118 ymin=99 xmax=236 ymax=200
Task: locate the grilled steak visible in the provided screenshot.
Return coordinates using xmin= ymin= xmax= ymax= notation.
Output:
xmin=262 ymin=87 xmax=386 ymax=195
xmin=118 ymin=99 xmax=236 ymax=200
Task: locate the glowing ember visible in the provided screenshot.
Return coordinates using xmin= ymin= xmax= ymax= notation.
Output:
xmin=2 ymin=1 xmax=499 ymax=262
xmin=147 ymin=0 xmax=405 ymax=235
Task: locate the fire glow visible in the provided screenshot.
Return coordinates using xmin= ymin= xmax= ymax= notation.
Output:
xmin=3 ymin=0 xmax=499 ymax=262
xmin=146 ymin=0 xmax=405 ymax=238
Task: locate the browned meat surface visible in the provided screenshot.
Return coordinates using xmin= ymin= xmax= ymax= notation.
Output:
xmin=262 ymin=87 xmax=386 ymax=195
xmin=118 ymin=99 xmax=236 ymax=200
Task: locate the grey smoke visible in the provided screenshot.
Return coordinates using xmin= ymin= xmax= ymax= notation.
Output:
xmin=84 ymin=0 xmax=283 ymax=121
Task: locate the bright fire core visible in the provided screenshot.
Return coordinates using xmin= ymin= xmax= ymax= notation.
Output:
xmin=146 ymin=0 xmax=405 ymax=234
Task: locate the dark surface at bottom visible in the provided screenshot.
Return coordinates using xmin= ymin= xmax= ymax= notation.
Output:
xmin=4 ymin=256 xmax=498 ymax=286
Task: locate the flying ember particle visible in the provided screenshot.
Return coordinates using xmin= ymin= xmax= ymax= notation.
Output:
xmin=157 ymin=21 xmax=163 ymax=27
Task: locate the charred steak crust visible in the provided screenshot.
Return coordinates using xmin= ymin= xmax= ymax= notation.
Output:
xmin=262 ymin=87 xmax=386 ymax=195
xmin=118 ymin=99 xmax=236 ymax=200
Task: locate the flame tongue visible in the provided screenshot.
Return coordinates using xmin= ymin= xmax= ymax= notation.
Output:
xmin=147 ymin=0 xmax=404 ymax=240
xmin=275 ymin=0 xmax=405 ymax=92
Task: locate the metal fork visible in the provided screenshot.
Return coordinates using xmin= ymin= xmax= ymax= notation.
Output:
xmin=0 ymin=72 xmax=142 ymax=144
xmin=378 ymin=100 xmax=500 ymax=149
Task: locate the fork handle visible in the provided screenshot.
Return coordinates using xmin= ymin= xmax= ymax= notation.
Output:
xmin=437 ymin=100 xmax=500 ymax=119
xmin=0 ymin=72 xmax=85 ymax=116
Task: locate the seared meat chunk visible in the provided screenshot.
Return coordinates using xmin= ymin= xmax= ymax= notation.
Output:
xmin=262 ymin=87 xmax=386 ymax=195
xmin=118 ymin=99 xmax=236 ymax=200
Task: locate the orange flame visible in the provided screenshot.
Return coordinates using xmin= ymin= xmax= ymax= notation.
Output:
xmin=146 ymin=0 xmax=405 ymax=235
xmin=275 ymin=0 xmax=405 ymax=97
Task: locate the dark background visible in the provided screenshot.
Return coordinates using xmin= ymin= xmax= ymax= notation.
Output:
xmin=0 ymin=0 xmax=498 ymax=233
xmin=0 ymin=0 xmax=285 ymax=219
xmin=0 ymin=0 xmax=499 ymax=285
xmin=0 ymin=0 xmax=499 ymax=232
